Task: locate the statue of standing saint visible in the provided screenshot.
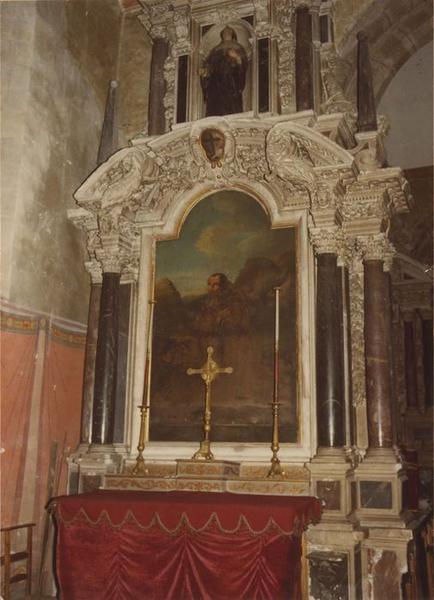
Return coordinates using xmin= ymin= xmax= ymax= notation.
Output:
xmin=201 ymin=26 xmax=248 ymax=117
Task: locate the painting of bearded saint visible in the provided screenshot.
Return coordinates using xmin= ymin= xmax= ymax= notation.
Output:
xmin=149 ymin=191 xmax=298 ymax=444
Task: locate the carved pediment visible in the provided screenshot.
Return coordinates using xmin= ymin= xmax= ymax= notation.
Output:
xmin=74 ymin=146 xmax=160 ymax=213
xmin=266 ymin=121 xmax=354 ymax=171
xmin=73 ymin=117 xmax=357 ymax=232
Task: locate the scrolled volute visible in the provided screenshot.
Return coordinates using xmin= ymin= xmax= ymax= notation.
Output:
xmin=74 ymin=147 xmax=159 ymax=214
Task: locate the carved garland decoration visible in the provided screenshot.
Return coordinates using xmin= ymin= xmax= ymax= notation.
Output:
xmin=70 ymin=119 xmax=410 ymax=299
xmin=348 ymin=253 xmax=366 ymax=408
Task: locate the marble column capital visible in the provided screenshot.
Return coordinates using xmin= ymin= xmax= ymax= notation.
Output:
xmin=355 ymin=234 xmax=395 ymax=267
xmin=85 ymin=260 xmax=103 ymax=284
xmin=309 ymin=226 xmax=344 ymax=257
xmin=138 ymin=1 xmax=173 ymax=40
xmin=95 ymin=208 xmax=141 ymax=276
xmin=344 ymin=169 xmax=412 ymax=231
xmin=96 ymin=250 xmax=122 ymax=274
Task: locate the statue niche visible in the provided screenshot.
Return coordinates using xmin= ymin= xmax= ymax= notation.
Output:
xmin=200 ymin=26 xmax=248 ymax=117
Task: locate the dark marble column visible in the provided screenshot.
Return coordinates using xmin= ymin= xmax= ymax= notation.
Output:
xmin=364 ymin=260 xmax=393 ymax=448
xmin=295 ymin=7 xmax=314 ymax=111
xmin=339 ymin=265 xmax=355 ymax=446
xmin=309 ymin=6 xmax=321 ymax=114
xmin=148 ymin=38 xmax=169 ymax=136
xmin=113 ymin=283 xmax=132 ymax=443
xmin=316 ymin=254 xmax=345 ymax=447
xmin=357 ymin=31 xmax=377 ymax=132
xmin=422 ymin=319 xmax=433 ymax=407
xmin=91 ymin=272 xmax=121 ymax=445
xmin=80 ymin=283 xmax=101 ymax=444
xmin=404 ymin=320 xmax=418 ymax=408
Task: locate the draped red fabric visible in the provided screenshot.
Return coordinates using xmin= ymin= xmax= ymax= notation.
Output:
xmin=51 ymin=490 xmax=321 ymax=600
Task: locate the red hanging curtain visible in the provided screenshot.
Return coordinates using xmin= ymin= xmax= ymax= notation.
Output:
xmin=51 ymin=490 xmax=321 ymax=600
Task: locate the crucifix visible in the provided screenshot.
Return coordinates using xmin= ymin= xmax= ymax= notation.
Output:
xmin=187 ymin=346 xmax=233 ymax=460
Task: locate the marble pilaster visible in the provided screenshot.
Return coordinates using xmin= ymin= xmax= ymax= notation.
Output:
xmin=148 ymin=37 xmax=169 ymax=136
xmin=363 ymin=260 xmax=393 ymax=449
xmin=80 ymin=282 xmax=102 ymax=445
xmin=295 ymin=6 xmax=314 ymax=111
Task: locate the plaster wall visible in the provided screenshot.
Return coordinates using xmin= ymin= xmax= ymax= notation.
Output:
xmin=379 ymin=41 xmax=433 ymax=170
xmin=1 ymin=0 xmax=123 ymax=323
xmin=333 ymin=0 xmax=374 ymax=49
xmin=118 ymin=11 xmax=152 ymax=145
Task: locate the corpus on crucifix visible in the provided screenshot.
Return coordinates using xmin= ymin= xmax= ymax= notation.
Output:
xmin=187 ymin=346 xmax=233 ymax=460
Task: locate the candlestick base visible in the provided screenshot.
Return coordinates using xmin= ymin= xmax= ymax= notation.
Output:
xmin=131 ymin=453 xmax=149 ymax=476
xmin=192 ymin=439 xmax=214 ymax=461
xmin=267 ymin=455 xmax=285 ymax=479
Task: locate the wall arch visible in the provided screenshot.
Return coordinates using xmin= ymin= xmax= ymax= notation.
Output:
xmin=337 ymin=0 xmax=432 ymax=104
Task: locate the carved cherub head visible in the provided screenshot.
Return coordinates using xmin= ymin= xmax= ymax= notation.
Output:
xmin=200 ymin=128 xmax=225 ymax=167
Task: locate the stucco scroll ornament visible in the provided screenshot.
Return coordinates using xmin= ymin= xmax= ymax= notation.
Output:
xmin=320 ymin=44 xmax=354 ymax=116
xmin=349 ymin=115 xmax=390 ymax=173
xmin=265 ymin=124 xmax=315 ymax=193
xmin=189 ymin=120 xmax=236 ymax=187
xmin=75 ymin=147 xmax=159 ymax=214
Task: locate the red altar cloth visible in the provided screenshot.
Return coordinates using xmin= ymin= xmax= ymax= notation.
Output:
xmin=50 ymin=490 xmax=321 ymax=600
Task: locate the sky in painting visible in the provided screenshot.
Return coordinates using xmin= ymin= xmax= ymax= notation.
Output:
xmin=156 ymin=190 xmax=294 ymax=296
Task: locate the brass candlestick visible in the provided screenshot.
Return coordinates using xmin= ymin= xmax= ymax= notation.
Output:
xmin=132 ymin=298 xmax=156 ymax=476
xmin=187 ymin=346 xmax=233 ymax=460
xmin=268 ymin=287 xmax=284 ymax=478
xmin=132 ymin=404 xmax=149 ymax=475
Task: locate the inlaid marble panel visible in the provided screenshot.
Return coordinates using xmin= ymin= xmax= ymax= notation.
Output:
xmin=309 ymin=551 xmax=349 ymax=600
xmin=316 ymin=480 xmax=341 ymax=510
xmin=360 ymin=480 xmax=392 ymax=509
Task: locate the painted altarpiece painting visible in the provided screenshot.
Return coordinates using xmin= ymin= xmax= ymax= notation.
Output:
xmin=149 ymin=190 xmax=299 ymax=444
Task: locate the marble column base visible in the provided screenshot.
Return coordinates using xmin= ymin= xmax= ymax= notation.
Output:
xmin=354 ymin=448 xmax=407 ymax=525
xmin=307 ymin=523 xmax=365 ymax=600
xmin=308 ymin=447 xmax=355 ymax=519
xmin=67 ymin=444 xmax=125 ymax=494
xmin=361 ymin=526 xmax=413 ymax=600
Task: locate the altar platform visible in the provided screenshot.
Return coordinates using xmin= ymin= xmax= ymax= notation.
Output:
xmin=103 ymin=460 xmax=312 ymax=496
xmin=50 ymin=489 xmax=321 ymax=600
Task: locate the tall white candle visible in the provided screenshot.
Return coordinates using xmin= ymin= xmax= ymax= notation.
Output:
xmin=273 ymin=287 xmax=280 ymax=404
xmin=274 ymin=287 xmax=280 ymax=349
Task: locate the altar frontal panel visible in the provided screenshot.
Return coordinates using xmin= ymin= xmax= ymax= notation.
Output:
xmin=150 ymin=190 xmax=298 ymax=443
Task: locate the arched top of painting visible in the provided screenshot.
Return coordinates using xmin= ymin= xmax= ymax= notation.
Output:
xmin=160 ymin=184 xmax=279 ymax=242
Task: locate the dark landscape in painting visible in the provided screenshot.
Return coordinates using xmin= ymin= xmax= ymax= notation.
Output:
xmin=149 ymin=191 xmax=298 ymax=443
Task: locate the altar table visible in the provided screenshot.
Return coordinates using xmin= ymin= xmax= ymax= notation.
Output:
xmin=50 ymin=490 xmax=321 ymax=600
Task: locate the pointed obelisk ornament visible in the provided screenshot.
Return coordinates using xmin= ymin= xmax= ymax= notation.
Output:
xmin=187 ymin=346 xmax=233 ymax=460
xmin=268 ymin=287 xmax=284 ymax=478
